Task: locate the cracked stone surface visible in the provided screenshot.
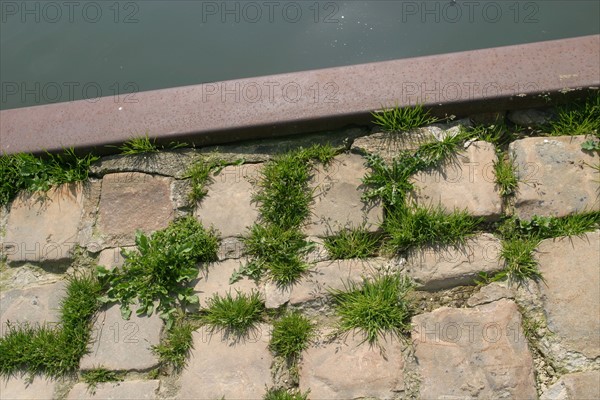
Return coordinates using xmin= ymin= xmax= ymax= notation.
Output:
xmin=177 ymin=324 xmax=272 ymax=399
xmin=0 ymin=281 xmax=65 ymax=336
xmin=304 ymin=153 xmax=383 ymax=237
xmin=66 ymin=380 xmax=160 ymax=400
xmin=412 ymin=299 xmax=537 ymax=399
xmin=0 ymin=376 xmax=57 ymax=400
xmin=540 ymin=370 xmax=600 ymax=400
xmin=510 ymin=136 xmax=600 ymax=219
xmin=97 ymin=173 xmax=175 ymax=247
xmin=2 ymin=183 xmax=84 ymax=265
xmin=193 ymin=259 xmax=261 ymax=307
xmin=299 ymin=330 xmax=406 ymax=399
xmin=194 ymin=164 xmax=261 ymax=238
xmin=90 ymin=150 xmax=201 ymax=179
xmin=80 ymin=304 xmax=162 ymax=371
xmin=409 ymin=141 xmax=502 ymax=219
xmin=536 ymin=231 xmax=600 ymax=359
xmin=404 ymin=233 xmax=503 ymax=290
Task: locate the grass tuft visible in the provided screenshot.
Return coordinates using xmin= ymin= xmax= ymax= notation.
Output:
xmin=152 ymin=317 xmax=196 ymax=370
xmin=81 ymin=368 xmax=123 ymax=393
xmin=494 ymin=156 xmax=519 ymax=197
xmin=499 ymin=237 xmax=542 ymax=284
xmin=115 ymin=134 xmax=187 ymax=155
xmin=264 ymin=388 xmax=310 ymax=400
xmin=372 ymin=104 xmax=438 ymax=133
xmin=549 ymin=94 xmax=600 ymax=137
xmin=270 ymin=312 xmax=314 ymax=359
xmin=324 ymin=226 xmax=380 ymax=259
xmin=330 ymin=274 xmax=413 ymax=345
xmin=201 ymin=291 xmax=264 ymax=337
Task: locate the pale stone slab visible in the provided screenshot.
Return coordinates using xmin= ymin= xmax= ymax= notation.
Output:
xmin=177 ymin=324 xmax=272 ymax=399
xmin=90 ymin=150 xmax=201 ymax=179
xmin=67 ymin=380 xmax=160 ymax=400
xmin=80 ymin=304 xmax=162 ymax=371
xmin=409 ymin=141 xmax=502 ymax=219
xmin=299 ymin=331 xmax=405 ymax=399
xmin=404 ymin=233 xmax=503 ymax=290
xmin=194 ymin=259 xmax=260 ymax=307
xmin=265 ymin=259 xmax=380 ymax=308
xmin=541 ymin=370 xmax=600 ymax=400
xmin=0 ymin=281 xmax=65 ymax=336
xmin=304 ymin=154 xmax=383 ymax=237
xmin=97 ymin=247 xmax=134 ymax=271
xmin=194 ymin=164 xmax=261 ymax=238
xmin=510 ymin=136 xmax=600 ymax=219
xmin=97 ymin=173 xmax=174 ymax=247
xmin=536 ymin=231 xmax=600 ymax=358
xmin=412 ymin=299 xmax=537 ymax=399
xmin=467 ymin=282 xmax=514 ymax=307
xmin=0 ymin=376 xmax=56 ymax=400
xmin=3 ymin=183 xmax=84 ymax=265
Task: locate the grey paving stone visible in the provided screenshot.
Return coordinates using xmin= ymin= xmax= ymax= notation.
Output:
xmin=2 ymin=183 xmax=84 ymax=265
xmin=0 ymin=376 xmax=57 ymax=400
xmin=510 ymin=135 xmax=599 ymax=219
xmin=412 ymin=299 xmax=537 ymax=399
xmin=177 ymin=325 xmax=272 ymax=399
xmin=299 ymin=330 xmax=405 ymax=399
xmin=0 ymin=281 xmax=65 ymax=336
xmin=536 ymin=231 xmax=600 ymax=359
xmin=80 ymin=304 xmax=162 ymax=371
xmin=193 ymin=259 xmax=261 ymax=307
xmin=404 ymin=233 xmax=503 ymax=290
xmin=97 ymin=173 xmax=175 ymax=247
xmin=194 ymin=164 xmax=261 ymax=238
xmin=409 ymin=140 xmax=502 ymax=219
xmin=66 ymin=380 xmax=160 ymax=400
xmin=541 ymin=370 xmax=600 ymax=400
xmin=304 ymin=153 xmax=383 ymax=237
xmin=467 ymin=282 xmax=514 ymax=307
xmin=507 ymin=108 xmax=554 ymax=127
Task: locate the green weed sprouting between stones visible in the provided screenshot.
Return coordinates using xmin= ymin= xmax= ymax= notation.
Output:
xmin=81 ymin=368 xmax=124 ymax=393
xmin=324 ymin=226 xmax=380 ymax=259
xmin=549 ymin=93 xmax=600 ymax=137
xmin=330 ymin=274 xmax=413 ymax=345
xmin=464 ymin=123 xmax=516 ymax=148
xmin=269 ymin=312 xmax=315 ymax=360
xmin=114 ymin=133 xmax=187 ymax=155
xmin=494 ymin=156 xmax=519 ymax=197
xmin=264 ymin=388 xmax=310 ymax=400
xmin=372 ymin=104 xmax=438 ymax=133
xmin=233 ymin=144 xmax=340 ymax=286
xmin=0 ymin=148 xmax=98 ymax=206
xmin=0 ymin=274 xmax=102 ymax=377
xmin=152 ymin=316 xmax=197 ymax=371
xmin=186 ymin=158 xmax=246 ymax=203
xmin=98 ymin=216 xmax=219 ymax=329
xmin=200 ymin=291 xmax=264 ymax=337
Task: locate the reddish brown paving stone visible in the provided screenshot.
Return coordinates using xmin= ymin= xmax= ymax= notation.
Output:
xmin=193 ymin=259 xmax=261 ymax=307
xmin=541 ymin=370 xmax=600 ymax=400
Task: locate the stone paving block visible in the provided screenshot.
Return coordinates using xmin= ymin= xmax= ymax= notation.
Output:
xmin=536 ymin=231 xmax=600 ymax=359
xmin=0 ymin=376 xmax=56 ymax=400
xmin=404 ymin=233 xmax=503 ymax=290
xmin=80 ymin=304 xmax=162 ymax=371
xmin=409 ymin=140 xmax=502 ymax=219
xmin=0 ymin=281 xmax=65 ymax=336
xmin=2 ymin=183 xmax=84 ymax=265
xmin=412 ymin=299 xmax=537 ymax=399
xmin=194 ymin=163 xmax=261 ymax=238
xmin=510 ymin=136 xmax=600 ymax=219
xmin=90 ymin=150 xmax=201 ymax=179
xmin=66 ymin=380 xmax=160 ymax=400
xmin=265 ymin=259 xmax=381 ymax=309
xmin=97 ymin=173 xmax=174 ymax=247
xmin=540 ymin=370 xmax=600 ymax=400
xmin=304 ymin=153 xmax=383 ymax=237
xmin=177 ymin=324 xmax=272 ymax=399
xmin=193 ymin=259 xmax=261 ymax=307
xmin=299 ymin=331 xmax=405 ymax=399
xmin=467 ymin=282 xmax=514 ymax=307
xmin=97 ymin=247 xmax=133 ymax=271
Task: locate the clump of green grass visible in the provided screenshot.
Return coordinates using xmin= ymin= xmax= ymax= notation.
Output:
xmin=81 ymin=368 xmax=123 ymax=393
xmin=186 ymin=158 xmax=246 ymax=203
xmin=494 ymin=156 xmax=519 ymax=197
xmin=463 ymin=123 xmax=516 ymax=148
xmin=201 ymin=291 xmax=264 ymax=337
xmin=549 ymin=93 xmax=600 ymax=137
xmin=330 ymin=274 xmax=413 ymax=345
xmin=98 ymin=216 xmax=219 ymax=328
xmin=372 ymin=104 xmax=438 ymax=133
xmin=152 ymin=317 xmax=196 ymax=370
xmin=501 ymin=213 xmax=600 ymax=240
xmin=498 ymin=237 xmax=543 ymax=284
xmin=324 ymin=226 xmax=380 ymax=259
xmin=264 ymin=388 xmax=310 ymax=400
xmin=0 ymin=148 xmax=98 ymax=206
xmin=115 ymin=133 xmax=187 ymax=155
xmin=383 ymin=206 xmax=482 ymax=253
xmin=0 ymin=274 xmax=102 ymax=377
xmin=270 ymin=312 xmax=314 ymax=359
